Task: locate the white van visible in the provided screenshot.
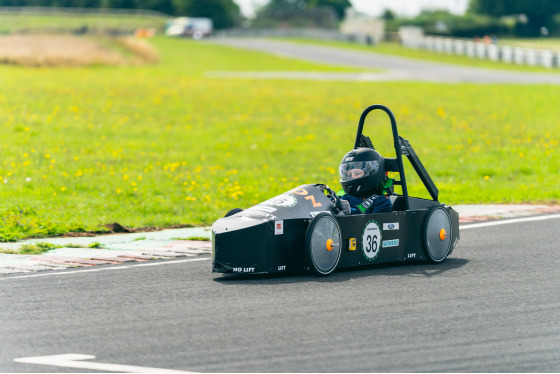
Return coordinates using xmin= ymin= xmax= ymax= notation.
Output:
xmin=165 ymin=17 xmax=213 ymax=39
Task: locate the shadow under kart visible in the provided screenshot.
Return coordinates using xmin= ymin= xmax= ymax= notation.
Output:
xmin=212 ymin=105 xmax=460 ymax=276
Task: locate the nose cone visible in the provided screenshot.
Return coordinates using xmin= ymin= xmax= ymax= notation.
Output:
xmin=211 ymin=184 xmax=342 ymax=274
xmin=212 ymin=216 xmax=269 ymax=274
xmin=212 ymin=215 xmax=263 ymax=235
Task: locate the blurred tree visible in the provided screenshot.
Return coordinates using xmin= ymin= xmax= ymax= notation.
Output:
xmin=259 ymin=0 xmax=350 ymax=20
xmin=2 ymin=0 xmax=26 ymax=4
xmin=259 ymin=0 xmax=306 ymax=12
xmin=387 ymin=9 xmax=514 ymax=37
xmin=185 ymin=0 xmax=241 ymax=29
xmin=137 ymin=0 xmax=176 ymax=15
xmin=469 ymin=0 xmax=560 ymax=35
xmin=73 ymin=0 xmax=104 ymax=7
xmin=170 ymin=0 xmax=190 ymax=15
xmin=106 ymin=0 xmax=138 ymax=9
xmin=0 ymin=0 xmax=242 ymax=26
xmin=307 ymin=0 xmax=351 ymax=20
xmin=253 ymin=0 xmax=344 ymax=28
xmin=381 ymin=8 xmax=396 ymax=21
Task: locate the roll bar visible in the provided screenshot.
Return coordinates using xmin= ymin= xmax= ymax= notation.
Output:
xmin=354 ymin=104 xmax=410 ymax=211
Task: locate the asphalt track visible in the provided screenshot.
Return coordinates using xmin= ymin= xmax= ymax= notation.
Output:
xmin=1 ymin=215 xmax=559 ymax=372
xmin=209 ymin=38 xmax=560 ymax=84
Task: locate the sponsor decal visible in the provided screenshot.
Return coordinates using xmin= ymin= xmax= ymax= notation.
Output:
xmin=382 ymin=239 xmax=399 ymax=248
xmin=407 ymin=253 xmax=416 ymax=259
xmin=275 ymin=220 xmax=284 ymax=235
xmin=242 ymin=209 xmax=277 ymax=221
xmin=345 ymin=157 xmax=354 ymax=162
xmin=362 ymin=220 xmax=381 ymax=261
xmin=241 ymin=206 xmax=278 ymax=220
xmin=383 ymin=222 xmax=399 ymax=231
xmin=278 ymin=265 xmax=286 ymax=271
xmin=348 ymin=238 xmax=356 ymax=251
xmin=262 ymin=194 xmax=297 ymax=207
xmin=233 ymin=267 xmax=255 ymax=273
xmin=250 ymin=206 xmax=277 ymax=213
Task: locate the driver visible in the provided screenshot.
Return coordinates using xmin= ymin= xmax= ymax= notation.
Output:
xmin=338 ymin=148 xmax=393 ymax=214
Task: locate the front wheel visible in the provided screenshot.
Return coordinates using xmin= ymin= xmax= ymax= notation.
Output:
xmin=422 ymin=205 xmax=453 ymax=263
xmin=305 ymin=213 xmax=342 ymax=276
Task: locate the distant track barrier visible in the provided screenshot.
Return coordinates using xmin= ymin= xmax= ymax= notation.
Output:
xmin=400 ymin=32 xmax=560 ymax=69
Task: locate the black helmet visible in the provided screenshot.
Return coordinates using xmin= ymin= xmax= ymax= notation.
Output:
xmin=339 ymin=148 xmax=386 ymax=197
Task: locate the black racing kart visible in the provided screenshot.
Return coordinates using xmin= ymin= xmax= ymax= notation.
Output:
xmin=212 ymin=105 xmax=460 ymax=276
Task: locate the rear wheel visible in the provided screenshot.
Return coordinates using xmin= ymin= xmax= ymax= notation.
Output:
xmin=423 ymin=205 xmax=453 ymax=263
xmin=305 ymin=213 xmax=342 ymax=276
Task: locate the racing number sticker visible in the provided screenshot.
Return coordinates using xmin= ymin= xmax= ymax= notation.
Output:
xmin=362 ymin=220 xmax=381 ymax=261
xmin=292 ymin=188 xmax=323 ymax=208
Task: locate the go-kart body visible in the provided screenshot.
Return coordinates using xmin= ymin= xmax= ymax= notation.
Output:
xmin=212 ymin=184 xmax=459 ymax=274
xmin=212 ymin=105 xmax=460 ymax=276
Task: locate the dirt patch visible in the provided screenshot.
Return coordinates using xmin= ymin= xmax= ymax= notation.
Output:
xmin=0 ymin=35 xmax=159 ymax=67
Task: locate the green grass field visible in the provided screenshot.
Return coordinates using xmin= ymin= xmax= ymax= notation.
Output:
xmin=0 ymin=36 xmax=558 ymax=241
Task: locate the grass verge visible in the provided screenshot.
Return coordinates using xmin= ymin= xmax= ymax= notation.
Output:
xmin=0 ymin=241 xmax=104 ymax=255
xmin=172 ymin=236 xmax=211 ymax=241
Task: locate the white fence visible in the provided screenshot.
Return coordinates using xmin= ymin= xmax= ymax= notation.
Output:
xmin=401 ymin=34 xmax=560 ymax=69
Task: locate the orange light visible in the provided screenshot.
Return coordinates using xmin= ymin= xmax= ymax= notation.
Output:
xmin=439 ymin=229 xmax=447 ymax=241
xmin=326 ymin=239 xmax=334 ymax=251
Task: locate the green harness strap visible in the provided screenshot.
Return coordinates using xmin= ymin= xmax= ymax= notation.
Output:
xmin=355 ymin=178 xmax=395 ymax=213
xmin=382 ymin=178 xmax=395 ymax=194
xmin=357 ymin=201 xmax=369 ymax=213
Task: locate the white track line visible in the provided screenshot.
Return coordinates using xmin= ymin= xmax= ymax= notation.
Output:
xmin=14 ymin=353 xmax=193 ymax=373
xmin=459 ymin=213 xmax=560 ymax=230
xmin=0 ymin=258 xmax=210 ymax=280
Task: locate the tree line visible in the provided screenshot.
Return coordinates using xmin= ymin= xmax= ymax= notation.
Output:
xmin=0 ymin=0 xmax=353 ymax=30
xmin=252 ymin=0 xmax=351 ymax=29
xmin=0 ymin=0 xmax=243 ymax=29
xmin=384 ymin=0 xmax=560 ymax=37
xmin=2 ymin=0 xmax=558 ymax=35
xmin=470 ymin=0 xmax=560 ymax=36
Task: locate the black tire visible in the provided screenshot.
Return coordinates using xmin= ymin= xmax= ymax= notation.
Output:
xmin=224 ymin=208 xmax=243 ymax=217
xmin=422 ymin=205 xmax=453 ymax=263
xmin=305 ymin=213 xmax=342 ymax=276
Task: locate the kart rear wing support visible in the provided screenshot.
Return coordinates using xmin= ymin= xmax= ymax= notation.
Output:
xmin=354 ymin=105 xmax=410 ymax=211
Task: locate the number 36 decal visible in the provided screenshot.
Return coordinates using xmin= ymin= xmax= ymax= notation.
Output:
xmin=362 ymin=220 xmax=381 ymax=261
